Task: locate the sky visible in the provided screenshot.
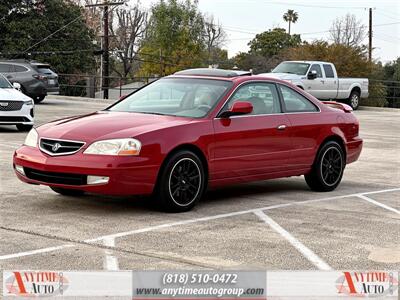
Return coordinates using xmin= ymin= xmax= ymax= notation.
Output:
xmin=141 ymin=0 xmax=400 ymax=63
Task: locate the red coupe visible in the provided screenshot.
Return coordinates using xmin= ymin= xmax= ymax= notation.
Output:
xmin=13 ymin=68 xmax=362 ymax=212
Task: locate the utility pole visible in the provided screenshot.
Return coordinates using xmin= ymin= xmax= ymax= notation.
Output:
xmin=85 ymin=1 xmax=124 ymax=99
xmin=368 ymin=7 xmax=372 ymax=62
xmin=103 ymin=4 xmax=109 ymax=99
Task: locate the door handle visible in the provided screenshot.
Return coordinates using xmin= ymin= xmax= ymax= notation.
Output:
xmin=277 ymin=125 xmax=286 ymax=130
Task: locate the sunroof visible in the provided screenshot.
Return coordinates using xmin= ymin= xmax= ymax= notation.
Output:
xmin=174 ymin=68 xmax=252 ymax=78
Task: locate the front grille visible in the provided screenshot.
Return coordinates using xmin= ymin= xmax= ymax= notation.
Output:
xmin=0 ymin=116 xmax=30 ymax=122
xmin=39 ymin=138 xmax=85 ymax=156
xmin=24 ymin=167 xmax=87 ymax=185
xmin=0 ymin=101 xmax=23 ymax=111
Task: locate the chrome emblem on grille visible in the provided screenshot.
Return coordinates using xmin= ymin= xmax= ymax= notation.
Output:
xmin=52 ymin=143 xmax=61 ymax=152
xmin=0 ymin=102 xmax=9 ymax=107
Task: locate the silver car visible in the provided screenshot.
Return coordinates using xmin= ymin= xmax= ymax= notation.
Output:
xmin=0 ymin=74 xmax=34 ymax=131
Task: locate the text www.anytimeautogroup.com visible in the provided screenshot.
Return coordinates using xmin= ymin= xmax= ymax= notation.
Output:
xmin=136 ymin=287 xmax=264 ymax=298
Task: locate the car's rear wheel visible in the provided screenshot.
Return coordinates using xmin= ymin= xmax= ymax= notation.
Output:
xmin=16 ymin=124 xmax=33 ymax=131
xmin=50 ymin=187 xmax=85 ymax=196
xmin=348 ymin=90 xmax=360 ymax=110
xmin=305 ymin=141 xmax=345 ymax=192
xmin=154 ymin=150 xmax=205 ymax=212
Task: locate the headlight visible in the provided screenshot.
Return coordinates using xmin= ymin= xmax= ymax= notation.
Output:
xmin=84 ymin=138 xmax=141 ymax=156
xmin=24 ymin=128 xmax=38 ymax=148
xmin=23 ymin=99 xmax=34 ymax=106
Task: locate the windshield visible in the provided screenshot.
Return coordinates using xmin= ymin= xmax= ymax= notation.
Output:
xmin=108 ymin=77 xmax=232 ymax=118
xmin=272 ymin=62 xmax=310 ymax=75
xmin=0 ymin=75 xmax=12 ymax=88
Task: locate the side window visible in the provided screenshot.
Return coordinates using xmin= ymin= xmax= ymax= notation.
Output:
xmin=309 ymin=64 xmax=323 ymax=78
xmin=323 ymin=64 xmax=335 ymax=78
xmin=279 ymin=85 xmax=318 ymax=113
xmin=14 ymin=65 xmax=28 ymax=72
xmin=0 ymin=63 xmax=13 ymax=73
xmin=224 ymin=82 xmax=281 ymax=115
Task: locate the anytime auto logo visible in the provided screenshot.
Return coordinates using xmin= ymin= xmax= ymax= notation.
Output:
xmin=336 ymin=271 xmax=398 ymax=297
xmin=5 ymin=271 xmax=69 ymax=297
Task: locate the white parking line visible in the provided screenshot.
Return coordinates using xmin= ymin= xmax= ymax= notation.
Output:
xmin=0 ymin=187 xmax=399 ymax=261
xmin=357 ymin=194 xmax=400 ymax=215
xmin=0 ymin=244 xmax=74 ymax=260
xmin=103 ymin=238 xmax=119 ymax=271
xmin=253 ymin=210 xmax=332 ymax=270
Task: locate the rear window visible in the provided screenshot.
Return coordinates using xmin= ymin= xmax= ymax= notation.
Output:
xmin=323 ymin=64 xmax=335 ymax=78
xmin=36 ymin=66 xmax=55 ymax=75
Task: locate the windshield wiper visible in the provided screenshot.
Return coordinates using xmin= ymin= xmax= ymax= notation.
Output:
xmin=135 ymin=111 xmax=169 ymax=116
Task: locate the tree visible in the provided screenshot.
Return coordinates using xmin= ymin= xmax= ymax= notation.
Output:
xmin=0 ymin=0 xmax=96 ymax=75
xmin=283 ymin=9 xmax=298 ymax=35
xmin=203 ymin=14 xmax=227 ymax=64
xmin=233 ymin=52 xmax=285 ymax=74
xmin=109 ymin=5 xmax=147 ymax=79
xmin=248 ymin=28 xmax=301 ymax=58
xmin=329 ymin=14 xmax=367 ymax=47
xmin=139 ymin=0 xmax=205 ymax=76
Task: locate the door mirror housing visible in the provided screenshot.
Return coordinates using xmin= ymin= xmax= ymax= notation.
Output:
xmin=220 ymin=101 xmax=253 ymax=118
xmin=307 ymin=70 xmax=317 ymax=80
xmin=13 ymin=82 xmax=21 ymax=90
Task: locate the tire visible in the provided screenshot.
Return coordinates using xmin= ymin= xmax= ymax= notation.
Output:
xmin=154 ymin=150 xmax=206 ymax=212
xmin=305 ymin=141 xmax=345 ymax=192
xmin=16 ymin=124 xmax=33 ymax=131
xmin=50 ymin=187 xmax=85 ymax=196
xmin=348 ymin=90 xmax=360 ymax=110
xmin=34 ymin=95 xmax=45 ymax=104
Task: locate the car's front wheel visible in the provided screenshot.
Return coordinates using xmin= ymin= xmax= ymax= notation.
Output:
xmin=50 ymin=187 xmax=85 ymax=196
xmin=154 ymin=150 xmax=206 ymax=212
xmin=305 ymin=141 xmax=345 ymax=192
xmin=16 ymin=124 xmax=33 ymax=131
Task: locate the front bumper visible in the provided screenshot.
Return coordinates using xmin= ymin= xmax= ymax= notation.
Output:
xmin=0 ymin=104 xmax=34 ymax=125
xmin=13 ymin=145 xmax=159 ymax=196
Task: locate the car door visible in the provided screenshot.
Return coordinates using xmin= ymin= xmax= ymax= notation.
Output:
xmin=304 ymin=63 xmax=325 ymax=98
xmin=278 ymin=84 xmax=321 ymax=169
xmin=321 ymin=64 xmax=339 ymax=99
xmin=212 ymin=82 xmax=292 ymax=180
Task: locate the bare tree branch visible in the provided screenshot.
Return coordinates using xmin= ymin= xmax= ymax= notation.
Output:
xmin=109 ymin=5 xmax=147 ymax=78
xmin=203 ymin=14 xmax=226 ymax=63
xmin=329 ymin=14 xmax=367 ymax=47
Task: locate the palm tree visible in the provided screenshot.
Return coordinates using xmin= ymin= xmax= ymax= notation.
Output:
xmin=283 ymin=9 xmax=299 ymax=35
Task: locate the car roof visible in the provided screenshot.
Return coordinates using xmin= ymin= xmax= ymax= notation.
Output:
xmin=282 ymin=60 xmax=333 ymax=65
xmin=174 ymin=68 xmax=252 ymax=78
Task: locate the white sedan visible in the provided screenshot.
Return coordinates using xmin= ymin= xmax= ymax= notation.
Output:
xmin=0 ymin=74 xmax=34 ymax=131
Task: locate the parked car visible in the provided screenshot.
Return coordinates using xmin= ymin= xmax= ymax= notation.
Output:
xmin=13 ymin=68 xmax=362 ymax=212
xmin=0 ymin=60 xmax=59 ymax=103
xmin=0 ymin=74 xmax=34 ymax=131
xmin=260 ymin=61 xmax=369 ymax=110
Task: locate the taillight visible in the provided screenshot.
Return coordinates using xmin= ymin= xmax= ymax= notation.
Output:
xmin=32 ymin=74 xmax=47 ymax=81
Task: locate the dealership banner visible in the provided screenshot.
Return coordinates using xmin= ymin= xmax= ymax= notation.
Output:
xmin=2 ymin=270 xmax=398 ymax=299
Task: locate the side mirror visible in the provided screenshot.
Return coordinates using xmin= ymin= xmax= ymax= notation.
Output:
xmin=13 ymin=82 xmax=21 ymax=90
xmin=220 ymin=101 xmax=253 ymax=118
xmin=307 ymin=70 xmax=317 ymax=80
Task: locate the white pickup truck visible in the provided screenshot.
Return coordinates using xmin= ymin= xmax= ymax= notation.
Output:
xmin=260 ymin=61 xmax=369 ymax=109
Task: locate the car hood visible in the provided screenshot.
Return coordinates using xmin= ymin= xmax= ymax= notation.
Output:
xmin=259 ymin=73 xmax=305 ymax=81
xmin=0 ymin=88 xmax=32 ymax=101
xmin=37 ymin=111 xmax=194 ymax=142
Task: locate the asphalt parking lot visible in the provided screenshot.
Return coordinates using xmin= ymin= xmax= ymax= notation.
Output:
xmin=0 ymin=98 xmax=399 ymax=275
